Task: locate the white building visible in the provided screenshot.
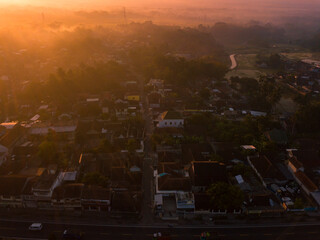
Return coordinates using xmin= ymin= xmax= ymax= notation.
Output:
xmin=156 ymin=111 xmax=184 ymax=128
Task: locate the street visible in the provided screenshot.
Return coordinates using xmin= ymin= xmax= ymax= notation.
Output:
xmin=1 ymin=219 xmax=320 ymax=240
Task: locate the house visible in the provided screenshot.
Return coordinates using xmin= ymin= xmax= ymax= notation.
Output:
xmin=21 ymin=177 xmax=38 ymax=208
xmin=245 ymin=191 xmax=284 ymax=215
xmin=148 ymin=92 xmax=162 ymax=108
xmin=0 ymin=144 xmax=8 ymax=166
xmin=0 ymin=122 xmax=18 ymax=130
xmin=114 ymin=99 xmax=129 ymax=119
xmin=154 ymin=162 xmax=194 ymax=218
xmin=52 ymin=183 xmax=83 ymax=211
xmin=82 ymin=185 xmax=111 ymax=212
xmin=125 ymin=94 xmax=140 ymax=102
xmin=32 ymin=170 xmax=64 ymax=208
xmin=182 ymin=143 xmax=213 ymax=163
xmin=248 ymin=155 xmax=287 ymax=187
xmin=289 ymin=149 xmax=320 ymax=169
xmin=211 ymin=142 xmax=240 ymax=163
xmin=190 ymin=161 xmax=227 ymax=192
xmin=29 ymin=122 xmax=77 ymax=141
xmin=264 ymin=129 xmax=288 ymax=145
xmin=293 ymin=171 xmax=319 ymax=195
xmin=0 ymin=175 xmax=30 ymax=208
xmin=156 ymin=111 xmax=184 ymax=128
xmin=286 ymin=150 xmax=320 ymax=198
xmin=111 ymin=191 xmax=142 ymax=214
xmin=194 ymin=193 xmax=212 ymax=214
xmin=0 ymin=123 xmax=25 ymax=153
xmin=287 ymin=156 xmax=304 ymax=173
xmin=247 ymin=111 xmax=267 ymax=117
xmin=147 ymin=79 xmax=164 ymax=89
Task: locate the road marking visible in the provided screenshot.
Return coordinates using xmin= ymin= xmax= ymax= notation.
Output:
xmin=264 ymin=233 xmax=273 ymax=236
xmin=284 ymin=232 xmax=294 ymax=235
xmin=240 ymin=234 xmax=249 ymax=236
xmin=122 ymin=233 xmax=132 ymax=236
xmin=100 ymin=233 xmax=109 ymax=235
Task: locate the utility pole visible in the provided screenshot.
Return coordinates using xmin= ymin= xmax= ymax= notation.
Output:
xmin=123 ymin=7 xmax=127 ymax=25
xmin=41 ymin=12 xmax=45 ymax=26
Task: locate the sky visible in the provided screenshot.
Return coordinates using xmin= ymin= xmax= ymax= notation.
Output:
xmin=1 ymin=0 xmax=320 ymax=9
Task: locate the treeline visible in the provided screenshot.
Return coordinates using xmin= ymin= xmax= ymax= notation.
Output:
xmin=124 ymin=22 xmax=226 ymax=58
xmin=17 ymin=61 xmax=130 ymax=111
xmin=230 ymin=76 xmax=282 ymax=112
xmin=130 ymin=49 xmax=228 ymax=86
xmin=302 ymin=32 xmax=320 ymax=51
xmin=199 ymin=22 xmax=286 ymax=47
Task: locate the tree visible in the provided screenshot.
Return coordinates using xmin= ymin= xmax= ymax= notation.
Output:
xmin=127 ymin=139 xmax=138 ymax=153
xmin=295 ymin=101 xmax=320 ymax=135
xmin=210 ymin=153 xmax=224 ymax=163
xmin=207 ymin=182 xmax=244 ymax=210
xmin=37 ymin=140 xmax=58 ymax=165
xmin=294 ymin=198 xmax=304 ymax=209
xmin=232 ymin=163 xmax=252 ymax=180
xmin=82 ymin=172 xmax=109 ymax=188
xmin=97 ymin=139 xmax=114 ymax=153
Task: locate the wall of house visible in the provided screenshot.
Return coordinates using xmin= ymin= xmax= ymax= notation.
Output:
xmin=0 ymin=153 xmax=7 ymax=166
xmin=157 ymin=119 xmax=184 ymax=128
xmin=0 ymin=196 xmax=23 ymax=208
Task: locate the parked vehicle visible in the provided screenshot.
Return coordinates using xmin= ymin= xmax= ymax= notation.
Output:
xmin=28 ymin=223 xmax=43 ymax=231
xmin=63 ymin=229 xmax=84 ymax=240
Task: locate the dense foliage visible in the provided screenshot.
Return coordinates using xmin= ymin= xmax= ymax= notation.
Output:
xmin=207 ymin=182 xmax=244 ymax=210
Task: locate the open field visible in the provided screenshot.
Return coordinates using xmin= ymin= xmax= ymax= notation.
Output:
xmin=275 ymin=97 xmax=298 ymax=114
xmin=226 ymin=69 xmax=265 ymax=79
xmin=281 ymin=52 xmax=320 ymax=61
xmin=226 ymin=53 xmax=272 ymax=79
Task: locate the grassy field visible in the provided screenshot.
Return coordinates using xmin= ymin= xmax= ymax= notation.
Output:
xmin=226 ymin=53 xmax=270 ymax=79
xmin=226 ymin=44 xmax=318 ymax=79
xmin=275 ymin=97 xmax=298 ymax=114
xmin=281 ymin=52 xmax=320 ymax=61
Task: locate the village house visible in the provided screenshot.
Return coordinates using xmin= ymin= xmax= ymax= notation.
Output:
xmin=52 ymin=183 xmax=83 ymax=211
xmin=190 ymin=161 xmax=227 ymax=193
xmin=82 ymin=185 xmax=111 ymax=212
xmin=248 ymin=155 xmax=287 ymax=187
xmin=0 ymin=175 xmax=30 ymax=208
xmin=155 ymin=111 xmax=184 ymax=128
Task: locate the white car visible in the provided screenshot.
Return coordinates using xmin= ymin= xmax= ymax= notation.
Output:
xmin=29 ymin=223 xmax=43 ymax=231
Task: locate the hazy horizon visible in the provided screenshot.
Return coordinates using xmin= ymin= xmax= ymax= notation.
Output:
xmin=1 ymin=0 xmax=320 ymax=9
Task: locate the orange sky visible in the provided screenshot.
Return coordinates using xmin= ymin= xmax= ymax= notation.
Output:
xmin=1 ymin=0 xmax=320 ymax=9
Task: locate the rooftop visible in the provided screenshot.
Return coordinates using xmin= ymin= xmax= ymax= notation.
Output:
xmin=82 ymin=185 xmax=110 ymax=200
xmin=191 ymin=161 xmax=227 ymax=187
xmin=0 ymin=175 xmax=29 ymax=196
xmin=158 ymin=175 xmax=191 ymax=191
xmin=52 ymin=183 xmax=84 ymax=200
xmin=294 ymin=171 xmax=319 ymax=192
xmin=249 ymin=155 xmax=286 ymax=181
xmin=161 ymin=111 xmax=182 ymax=120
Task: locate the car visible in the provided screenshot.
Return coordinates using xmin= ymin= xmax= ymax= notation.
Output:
xmin=63 ymin=229 xmax=84 ymax=240
xmin=28 ymin=223 xmax=43 ymax=231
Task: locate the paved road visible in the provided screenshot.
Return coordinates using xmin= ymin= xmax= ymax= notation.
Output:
xmin=229 ymin=54 xmax=237 ymax=70
xmin=1 ymin=220 xmax=320 ymax=240
xmin=138 ymin=68 xmax=155 ymax=224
